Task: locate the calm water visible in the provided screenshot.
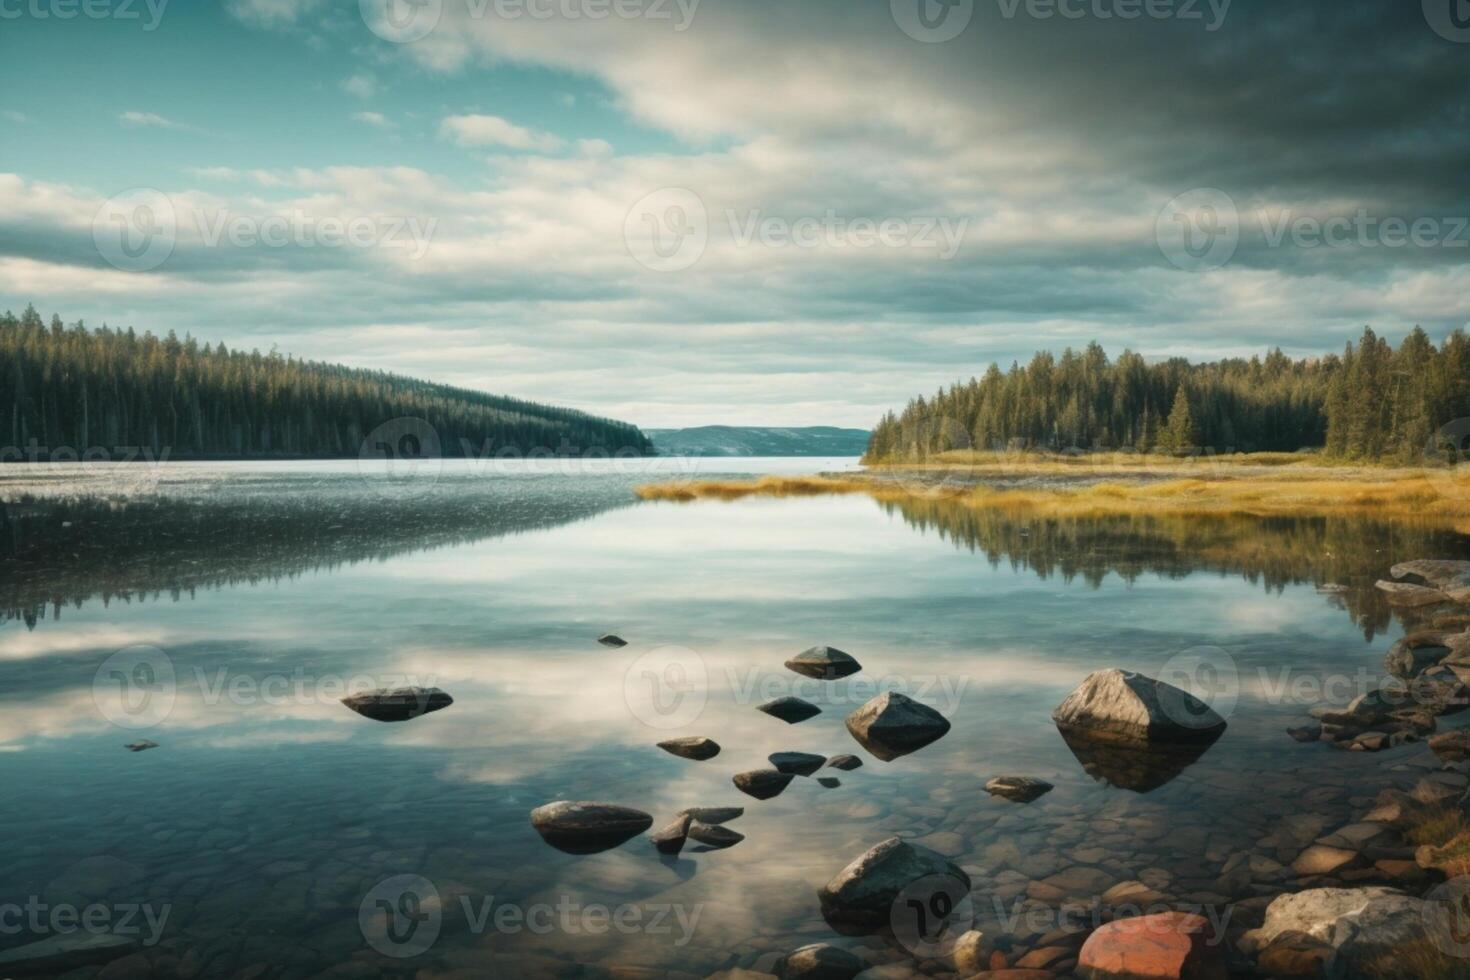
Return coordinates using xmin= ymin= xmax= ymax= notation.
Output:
xmin=1 ymin=460 xmax=1465 ymax=978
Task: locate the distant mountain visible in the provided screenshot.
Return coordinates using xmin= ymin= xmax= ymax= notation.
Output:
xmin=647 ymin=426 xmax=871 ymax=457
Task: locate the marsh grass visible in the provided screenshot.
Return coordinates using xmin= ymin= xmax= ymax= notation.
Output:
xmin=636 ymin=456 xmax=1470 ymax=528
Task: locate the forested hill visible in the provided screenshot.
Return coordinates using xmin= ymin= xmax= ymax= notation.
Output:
xmin=1 ymin=306 xmax=654 ymax=460
xmin=865 ymin=327 xmax=1470 ymax=463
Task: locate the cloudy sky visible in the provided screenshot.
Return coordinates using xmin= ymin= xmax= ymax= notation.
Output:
xmin=2 ymin=0 xmax=1468 ymax=428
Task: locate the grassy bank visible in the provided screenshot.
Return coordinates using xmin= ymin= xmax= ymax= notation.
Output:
xmin=634 ymin=453 xmax=1470 ymax=527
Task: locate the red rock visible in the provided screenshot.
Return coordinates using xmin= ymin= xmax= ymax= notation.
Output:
xmin=1077 ymin=912 xmax=1227 ymax=979
xmin=990 ymin=950 xmax=1009 ymax=970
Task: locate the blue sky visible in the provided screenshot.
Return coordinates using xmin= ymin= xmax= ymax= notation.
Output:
xmin=2 ymin=0 xmax=1468 ymax=427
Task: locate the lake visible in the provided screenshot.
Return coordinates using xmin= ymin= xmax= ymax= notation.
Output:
xmin=1 ymin=459 xmax=1465 ymax=978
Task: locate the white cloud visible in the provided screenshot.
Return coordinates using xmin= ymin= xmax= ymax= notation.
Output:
xmin=119 ymin=111 xmax=192 ymax=131
xmin=439 ymin=114 xmax=564 ymax=152
xmin=352 ymin=111 xmax=394 ymax=130
xmin=224 ymin=0 xmax=324 ymax=28
xmin=341 ymin=73 xmax=377 ymax=99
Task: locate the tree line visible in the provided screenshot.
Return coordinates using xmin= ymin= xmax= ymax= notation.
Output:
xmin=864 ymin=328 xmax=1470 ymax=462
xmin=1 ymin=306 xmax=654 ymax=459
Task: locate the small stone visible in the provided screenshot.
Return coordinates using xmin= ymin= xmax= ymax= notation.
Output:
xmin=651 ymin=815 xmax=691 ymax=855
xmin=785 ymin=646 xmax=863 ymax=680
xmin=778 ymin=943 xmax=864 ymax=980
xmin=124 ymin=740 xmax=159 ymax=753
xmin=825 ymin=754 xmax=864 ymax=771
xmin=818 ymin=777 xmax=841 ymax=788
xmin=984 ymin=776 xmax=1054 ymax=803
xmin=529 ymin=801 xmax=653 ymax=854
xmin=597 ymin=633 xmax=628 ymax=647
xmin=845 ymin=692 xmax=951 ymax=761
xmin=733 ymin=769 xmax=796 ymax=800
xmin=341 ymin=686 xmax=453 ymax=722
xmin=687 ymin=822 xmax=744 ymax=850
xmin=770 ymin=751 xmax=827 ymax=776
xmin=1290 ymin=844 xmax=1360 ymax=877
xmin=759 ymin=696 xmax=823 ymax=724
xmin=657 ymin=736 xmax=721 ymax=761
xmin=677 ymin=806 xmax=744 ymax=824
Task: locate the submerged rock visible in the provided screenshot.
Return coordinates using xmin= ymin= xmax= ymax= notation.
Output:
xmin=785 ymin=646 xmax=863 ymax=680
xmin=1052 ymin=668 xmax=1226 ymax=743
xmin=0 ymin=934 xmax=137 ymax=975
xmin=778 ymin=943 xmax=865 ymax=980
xmin=341 ymin=686 xmax=453 ymax=722
xmin=688 ymin=821 xmax=745 ymax=850
xmin=678 ymin=806 xmax=744 ymax=824
xmin=657 ymin=736 xmax=721 ymax=761
xmin=733 ymin=769 xmax=796 ymax=800
xmin=759 ymin=696 xmax=823 ymax=724
xmin=818 ymin=777 xmax=841 ymax=788
xmin=124 ymin=740 xmax=159 ymax=753
xmin=770 ymin=751 xmax=827 ymax=776
xmin=818 ymin=837 xmax=971 ymax=936
xmin=651 ymin=814 xmax=692 ymax=855
xmin=598 ymin=633 xmax=628 ymax=647
xmin=1078 ymin=912 xmax=1225 ymax=980
xmin=530 ymin=801 xmax=653 ymax=854
xmin=984 ymin=775 xmax=1053 ymax=803
xmin=825 ymin=754 xmax=863 ymax=771
xmin=845 ymin=692 xmax=951 ymax=761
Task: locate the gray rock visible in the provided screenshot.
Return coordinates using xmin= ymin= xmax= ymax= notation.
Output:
xmin=825 ymin=754 xmax=863 ymax=771
xmin=818 ymin=837 xmax=971 ymax=935
xmin=770 ymin=751 xmax=827 ymax=776
xmin=844 ymin=692 xmax=951 ymax=761
xmin=785 ymin=646 xmax=863 ymax=680
xmin=778 ymin=943 xmax=865 ymax=980
xmin=688 ymin=822 xmax=745 ymax=850
xmin=984 ymin=775 xmax=1054 ymax=803
xmin=818 ymin=777 xmax=841 ymax=788
xmin=530 ymin=801 xmax=653 ymax=854
xmin=1244 ymin=887 xmax=1429 ymax=979
xmin=759 ymin=696 xmax=823 ymax=723
xmin=1052 ymin=668 xmax=1226 ymax=743
xmin=341 ymin=686 xmax=453 ymax=722
xmin=598 ymin=633 xmax=628 ymax=647
xmin=657 ymin=736 xmax=721 ymax=761
xmin=651 ymin=814 xmax=692 ymax=855
xmin=733 ymin=769 xmax=796 ymax=800
xmin=677 ymin=806 xmax=744 ymax=824
xmin=1389 ymin=559 xmax=1470 ymax=601
xmin=124 ymin=740 xmax=159 ymax=752
xmin=1384 ymin=631 xmax=1456 ymax=679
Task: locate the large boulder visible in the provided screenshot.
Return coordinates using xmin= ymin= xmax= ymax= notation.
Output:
xmin=341 ymin=686 xmax=453 ymax=722
xmin=1052 ymin=669 xmax=1226 ymax=743
xmin=845 ymin=692 xmax=951 ymax=761
xmin=530 ymin=801 xmax=653 ymax=854
xmin=1243 ymin=887 xmax=1429 ymax=979
xmin=1076 ymin=911 xmax=1226 ymax=979
xmin=786 ymin=646 xmax=863 ymax=680
xmin=818 ymin=837 xmax=971 ymax=935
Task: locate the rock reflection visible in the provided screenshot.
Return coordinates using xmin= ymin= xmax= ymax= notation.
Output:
xmin=1056 ymin=725 xmax=1222 ymax=792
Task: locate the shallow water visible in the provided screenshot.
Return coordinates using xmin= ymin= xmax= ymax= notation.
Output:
xmin=1 ymin=460 xmax=1465 ymax=978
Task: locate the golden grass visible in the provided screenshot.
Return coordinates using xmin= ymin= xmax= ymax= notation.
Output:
xmin=635 ymin=456 xmax=1470 ymax=529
